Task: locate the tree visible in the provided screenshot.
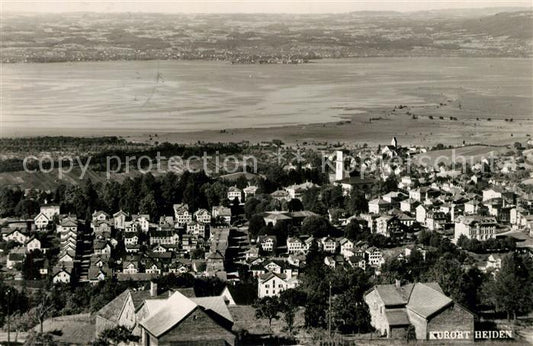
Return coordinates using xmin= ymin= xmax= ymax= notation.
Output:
xmin=381 ymin=175 xmax=398 ymax=194
xmin=190 ymin=248 xmax=205 ymax=260
xmin=22 ymin=250 xmax=43 ymax=280
xmin=287 ymin=199 xmax=304 ymax=212
xmin=320 ymin=185 xmax=345 ymax=210
xmin=347 ymin=189 xmax=368 ymax=214
xmin=15 ymin=199 xmax=40 ymax=218
xmin=301 ymin=215 xmax=330 ymax=238
xmin=345 ymin=219 xmax=364 ymax=241
xmin=139 ymin=192 xmax=158 ymax=218
xmin=331 ymin=288 xmax=371 ymax=334
xmin=253 ymin=296 xmax=281 ymax=331
xmin=204 ymin=181 xmax=228 ymax=209
xmin=248 ymin=214 xmax=266 ymax=240
xmin=487 ymin=253 xmax=533 ymax=320
xmin=279 ymin=289 xmax=306 ymax=333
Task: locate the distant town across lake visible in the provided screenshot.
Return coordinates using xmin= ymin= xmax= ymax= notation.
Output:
xmin=1 ymin=57 xmax=532 ymax=138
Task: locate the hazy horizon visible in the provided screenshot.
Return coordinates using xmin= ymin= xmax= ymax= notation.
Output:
xmin=2 ymin=0 xmax=532 ymax=14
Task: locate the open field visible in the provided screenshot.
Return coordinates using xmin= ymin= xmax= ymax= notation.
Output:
xmin=413 ymin=145 xmax=513 ymax=167
xmin=2 ymin=57 xmax=532 ymax=147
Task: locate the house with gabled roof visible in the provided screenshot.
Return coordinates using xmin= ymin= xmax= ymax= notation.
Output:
xmin=88 ymin=263 xmax=111 ymax=284
xmin=2 ymin=228 xmax=29 ymax=244
xmin=194 ymin=208 xmax=211 ymax=224
xmin=173 ymin=203 xmax=192 ymax=226
xmin=187 ymin=221 xmax=206 ymax=238
xmin=132 ymin=214 xmax=151 ymax=233
xmin=227 ymin=186 xmax=243 ymax=203
xmin=25 ymin=237 xmax=41 ymax=253
xmin=258 ymin=271 xmax=299 ymax=298
xmin=52 ymin=266 xmax=72 ymax=284
xmin=258 ymin=235 xmax=277 ymax=252
xmin=168 ymin=261 xmax=191 ymax=274
xmin=286 ymin=237 xmax=305 ymax=254
xmin=263 ymin=211 xmax=292 ymax=227
xmin=144 ymin=259 xmax=162 ymax=275
xmin=364 ymin=281 xmax=474 ymax=340
xmin=368 ymin=198 xmax=391 ymax=214
xmin=95 ymin=289 xmax=137 ymax=336
xmin=92 ymin=210 xmax=110 ymax=222
xmin=123 ymin=260 xmax=139 ymax=274
xmin=139 ymin=291 xmax=235 ymax=346
xmin=243 ymin=185 xmax=259 ymax=200
xmin=339 ymin=238 xmax=355 ymax=258
xmin=212 ymin=206 xmax=232 ymax=224
xmin=58 ymin=249 xmax=76 ymax=264
xmin=34 ymin=212 xmax=51 ymax=229
xmin=57 ymin=216 xmax=78 ymax=234
xmin=113 ymin=210 xmax=129 ymax=230
xmin=206 ymin=250 xmax=225 ymax=273
xmin=320 ymin=236 xmax=337 ymax=253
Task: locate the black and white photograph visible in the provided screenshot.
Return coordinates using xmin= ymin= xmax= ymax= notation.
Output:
xmin=0 ymin=0 xmax=533 ymax=344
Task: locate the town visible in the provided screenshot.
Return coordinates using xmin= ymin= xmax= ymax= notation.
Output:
xmin=0 ymin=136 xmax=533 ymax=345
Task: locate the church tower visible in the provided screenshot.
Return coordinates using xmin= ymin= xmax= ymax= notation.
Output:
xmin=335 ymin=150 xmax=345 ymax=181
xmin=391 ymin=136 xmax=398 ymax=148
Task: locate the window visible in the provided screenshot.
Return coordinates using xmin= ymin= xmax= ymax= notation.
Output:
xmin=266 ymin=290 xmax=269 ymax=295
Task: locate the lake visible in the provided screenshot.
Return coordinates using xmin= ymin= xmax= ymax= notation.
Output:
xmin=1 ymin=57 xmax=532 ymax=136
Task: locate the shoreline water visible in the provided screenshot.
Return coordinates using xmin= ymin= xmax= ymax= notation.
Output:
xmin=2 ymin=57 xmax=532 ymax=146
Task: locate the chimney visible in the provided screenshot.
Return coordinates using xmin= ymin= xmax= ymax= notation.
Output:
xmin=395 ymin=279 xmax=401 ymax=288
xmin=150 ymin=281 xmax=158 ymax=297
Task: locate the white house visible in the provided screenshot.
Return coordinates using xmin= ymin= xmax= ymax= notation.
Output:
xmin=321 ymin=237 xmax=337 ymax=253
xmin=194 ymin=209 xmax=211 ymax=224
xmin=124 ymin=232 xmax=139 ymax=246
xmin=365 ymin=247 xmax=384 ymax=267
xmin=34 ymin=213 xmax=51 ymax=229
xmin=243 ymin=185 xmax=259 ymax=200
xmin=113 ymin=210 xmax=129 ymax=230
xmin=227 ymin=186 xmax=243 ymax=203
xmin=187 ymin=221 xmax=206 ymax=238
xmin=122 ymin=261 xmax=139 ymax=274
xmin=368 ymin=198 xmax=391 ymax=214
xmin=132 ymin=214 xmax=150 ymax=233
xmin=400 ymin=198 xmax=418 ymax=213
xmin=415 ymin=205 xmax=427 ymax=225
xmin=2 ymin=229 xmax=29 ymax=244
xmin=25 ymin=237 xmax=41 ymax=253
xmin=483 ymin=188 xmax=503 ymax=202
xmin=454 ymin=216 xmax=497 ymax=242
xmin=258 ymin=272 xmax=299 ymax=298
xmin=52 ymin=267 xmax=71 ymax=284
xmin=339 ymin=238 xmax=355 ymax=258
xmin=173 ymin=203 xmax=192 ymax=226
xmin=258 ymin=236 xmax=277 ymax=252
xmin=286 ymin=237 xmax=305 ymax=254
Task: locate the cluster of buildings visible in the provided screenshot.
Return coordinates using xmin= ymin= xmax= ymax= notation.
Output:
xmin=2 ymin=137 xmax=533 ymax=343
xmin=1 ymin=201 xmax=238 ymax=285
